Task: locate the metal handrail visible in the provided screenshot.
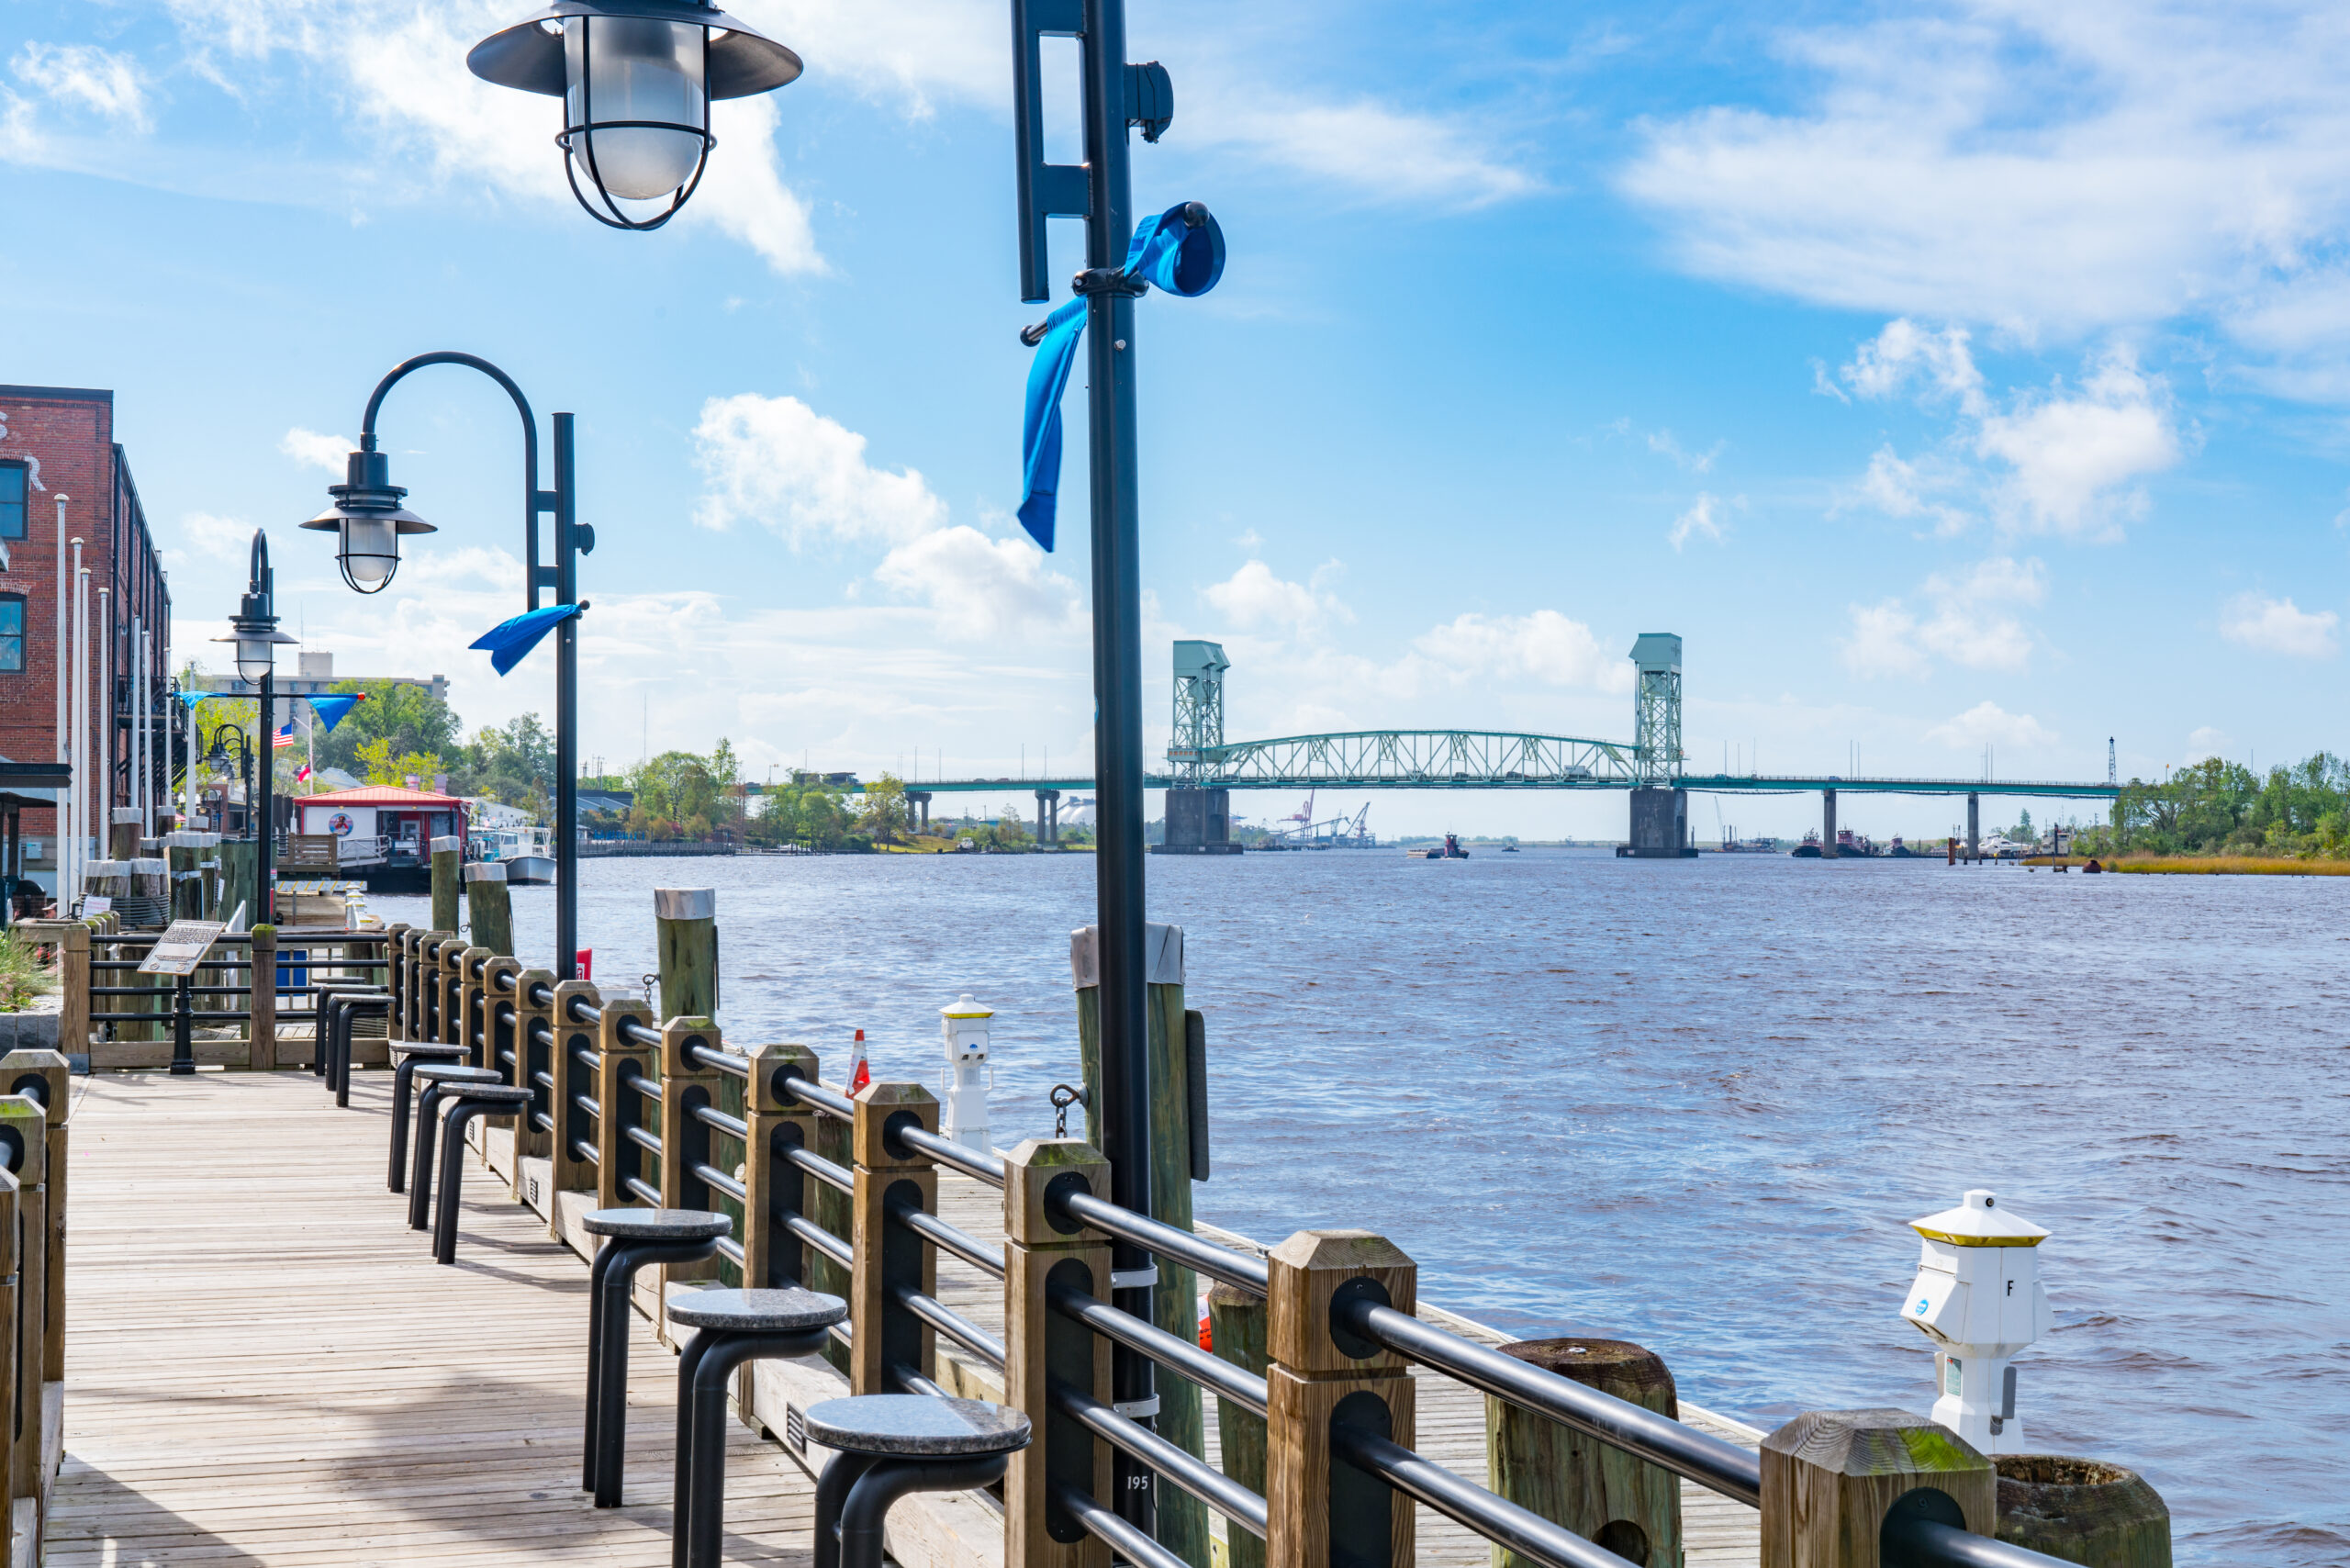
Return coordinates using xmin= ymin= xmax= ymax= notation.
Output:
xmin=1049 ymin=1378 xmax=1269 ymax=1538
xmin=777 ymin=1070 xmax=855 ymax=1122
xmin=1338 ymin=1296 xmax=1760 ymax=1506
xmin=622 ymin=1174 xmax=661 ymax=1205
xmin=1047 ymin=1282 xmax=1268 ymax=1417
xmin=692 ymin=1103 xmax=749 ymax=1142
xmin=1888 ymin=1516 xmax=2076 ymax=1568
xmin=618 ymin=1014 xmax=661 ymax=1050
xmin=572 ymin=1093 xmax=601 ymax=1120
xmin=897 ymin=1125 xmax=1006 ymax=1187
xmin=686 ymin=1042 xmax=749 ymax=1079
xmin=691 ymin=1160 xmax=746 ymax=1204
xmin=633 ymin=1076 xmax=664 ymax=1104
xmin=785 ymin=1210 xmax=853 ymax=1268
xmin=571 ymin=1045 xmax=601 ymax=1073
xmin=1334 ymin=1421 xmax=1634 ymax=1568
xmin=715 ymin=1235 xmax=746 ymax=1268
xmin=622 ymin=1124 xmax=663 ymax=1157
xmin=783 ymin=1144 xmax=854 ymax=1194
xmin=1054 ymin=1189 xmax=1271 ymax=1296
xmin=887 ymin=1200 xmax=1005 ymax=1281
xmin=494 ymin=969 xmax=517 ymax=991
xmin=570 ymin=1138 xmax=600 ymax=1165
xmin=1052 ymin=1482 xmax=1189 ymax=1568
xmin=890 ymin=1282 xmax=1006 ymax=1369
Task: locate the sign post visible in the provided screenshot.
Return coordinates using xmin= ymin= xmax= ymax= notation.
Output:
xmin=140 ymin=920 xmax=229 ymax=1077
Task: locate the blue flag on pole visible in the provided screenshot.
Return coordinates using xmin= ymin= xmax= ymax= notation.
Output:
xmin=1016 ymin=202 xmax=1226 ymax=552
xmin=306 ymin=693 xmax=368 ymax=733
xmin=469 ymin=603 xmax=585 ymax=676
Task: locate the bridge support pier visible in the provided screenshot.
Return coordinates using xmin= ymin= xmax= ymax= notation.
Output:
xmin=1967 ymin=791 xmax=1979 ymax=862
xmin=1154 ymin=787 xmax=1240 ymax=855
xmin=1822 ymin=788 xmax=1838 ymax=858
xmin=1627 ymin=788 xmax=1695 ymax=858
xmin=907 ymin=790 xmax=931 ymax=835
xmin=1035 ymin=789 xmax=1059 ymax=846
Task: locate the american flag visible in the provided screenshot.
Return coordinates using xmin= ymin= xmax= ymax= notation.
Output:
xmin=273 ymin=723 xmax=297 ymax=749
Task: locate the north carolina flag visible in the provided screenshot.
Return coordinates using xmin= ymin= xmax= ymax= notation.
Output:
xmin=273 ymin=724 xmax=297 ymax=749
xmin=295 ymin=763 xmax=312 ymax=783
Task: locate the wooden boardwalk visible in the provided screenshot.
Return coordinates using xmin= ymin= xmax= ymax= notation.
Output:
xmin=50 ymin=1070 xmax=822 ymax=1566
xmin=50 ymin=1067 xmax=1759 ymax=1567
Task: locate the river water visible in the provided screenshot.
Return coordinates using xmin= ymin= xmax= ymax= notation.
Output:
xmin=377 ymin=847 xmax=2346 ymax=1564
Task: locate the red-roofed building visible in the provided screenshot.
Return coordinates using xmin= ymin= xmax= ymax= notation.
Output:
xmin=295 ymin=785 xmax=466 ymax=889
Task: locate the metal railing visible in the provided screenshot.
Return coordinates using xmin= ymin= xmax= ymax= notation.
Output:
xmin=364 ymin=925 xmax=2081 ymax=1568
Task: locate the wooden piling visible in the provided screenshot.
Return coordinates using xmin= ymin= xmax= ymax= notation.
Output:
xmin=217 ymin=838 xmax=255 ymax=925
xmin=107 ymin=808 xmax=141 ymax=862
xmin=1759 ymin=1407 xmax=1992 ymax=1568
xmin=1995 ymin=1456 xmax=2170 ymax=1568
xmin=654 ymin=887 xmax=718 ymax=1022
xmin=1265 ymin=1229 xmax=1416 ymax=1568
xmin=429 ymin=835 xmax=461 ymax=936
xmin=1209 ymin=1280 xmax=1270 ymax=1568
xmin=464 ymin=863 xmax=514 ymax=957
xmin=1486 ymin=1338 xmax=1682 ymax=1568
xmin=848 ymin=1081 xmax=938 ymax=1395
xmin=247 ymin=925 xmax=278 ymax=1070
xmin=1002 ymin=1138 xmax=1114 ymax=1568
xmin=164 ymin=834 xmax=202 ymax=922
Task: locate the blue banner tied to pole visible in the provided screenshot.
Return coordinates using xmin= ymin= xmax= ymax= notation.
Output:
xmin=470 ymin=603 xmax=585 ymax=676
xmin=306 ymin=693 xmax=369 ymax=733
xmin=1017 ymin=202 xmax=1226 ymax=552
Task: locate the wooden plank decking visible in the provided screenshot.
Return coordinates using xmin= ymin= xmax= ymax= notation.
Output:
xmin=50 ymin=1070 xmax=823 ymax=1566
xmin=51 ymin=1066 xmax=1760 ymax=1568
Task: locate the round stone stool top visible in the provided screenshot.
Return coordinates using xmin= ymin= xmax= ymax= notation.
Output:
xmin=412 ymin=1064 xmax=501 ymax=1084
xmin=583 ymin=1207 xmax=733 ymax=1241
xmin=390 ymin=1042 xmax=470 ymax=1059
xmin=804 ymin=1395 xmax=1031 ymax=1458
xmin=442 ymin=1082 xmax=533 ymax=1104
xmin=664 ymin=1287 xmax=846 ymax=1334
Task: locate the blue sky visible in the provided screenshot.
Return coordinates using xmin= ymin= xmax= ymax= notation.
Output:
xmin=6 ymin=0 xmax=2350 ymax=838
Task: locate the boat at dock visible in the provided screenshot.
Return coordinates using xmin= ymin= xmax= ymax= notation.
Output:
xmin=476 ymin=823 xmax=556 ymax=885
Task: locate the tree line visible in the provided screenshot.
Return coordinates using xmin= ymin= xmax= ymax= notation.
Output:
xmin=2075 ymin=753 xmax=2350 ymax=857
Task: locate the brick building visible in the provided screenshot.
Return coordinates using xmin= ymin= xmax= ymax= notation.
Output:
xmin=0 ymin=385 xmax=172 ymax=889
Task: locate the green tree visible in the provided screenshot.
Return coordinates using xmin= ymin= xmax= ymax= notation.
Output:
xmin=314 ymin=680 xmax=465 ymax=778
xmin=859 ymin=774 xmax=909 ymax=843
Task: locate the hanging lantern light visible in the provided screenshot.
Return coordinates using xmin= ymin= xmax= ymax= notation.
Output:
xmin=301 ymin=450 xmax=436 ymax=594
xmin=466 ymin=1 xmax=803 ymax=231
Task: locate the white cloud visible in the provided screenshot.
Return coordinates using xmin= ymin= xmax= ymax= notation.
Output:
xmin=692 ymin=393 xmax=945 ymax=547
xmin=1926 ymin=700 xmax=2058 ymax=750
xmin=1667 ymin=493 xmax=1726 ymax=551
xmin=12 ymin=42 xmax=151 ymax=130
xmin=1647 ymin=430 xmax=1720 ymax=474
xmin=2185 ymin=725 xmax=2229 ymax=760
xmin=1617 ymin=6 xmax=2350 ymax=390
xmin=1183 ymin=83 xmax=1539 ymax=208
xmin=172 ymin=510 xmax=259 ymax=564
xmin=872 ymin=525 xmax=1080 ymax=642
xmin=1412 ymin=610 xmax=1631 ymax=692
xmin=2219 ymin=591 xmax=2339 ymax=658
xmin=280 ymin=427 xmax=350 ymax=473
xmin=1973 ymin=350 xmax=2179 ymax=538
xmin=1841 ymin=556 xmax=2045 ymax=677
xmin=1839 ymin=327 xmax=2179 ymax=541
xmin=146 ymin=0 xmax=820 ymax=274
xmin=1203 ymin=560 xmax=1351 ymax=635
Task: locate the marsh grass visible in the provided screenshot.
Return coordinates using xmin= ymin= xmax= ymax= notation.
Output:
xmin=0 ymin=933 xmax=56 ymax=1012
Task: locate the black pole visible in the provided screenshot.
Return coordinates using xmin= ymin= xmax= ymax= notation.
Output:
xmin=257 ymin=666 xmax=274 ymax=925
xmin=170 ymin=971 xmax=194 ymax=1075
xmin=1080 ymin=0 xmax=1155 ymax=1533
xmin=554 ymin=412 xmax=579 ymax=981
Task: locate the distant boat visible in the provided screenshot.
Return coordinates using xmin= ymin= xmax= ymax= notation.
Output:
xmin=1792 ymin=831 xmax=1822 ymax=858
xmin=1407 ymin=833 xmax=1471 ymax=860
xmin=478 ymin=823 xmax=557 ymax=885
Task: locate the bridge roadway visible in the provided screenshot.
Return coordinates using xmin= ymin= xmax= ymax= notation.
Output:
xmin=853 ymin=768 xmax=2122 ymax=800
xmin=55 ymin=1060 xmax=1768 ymax=1567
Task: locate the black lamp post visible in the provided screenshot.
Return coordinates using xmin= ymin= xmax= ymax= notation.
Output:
xmin=304 ymin=353 xmax=589 ymax=980
xmin=465 ymin=0 xmax=802 ymax=230
xmin=205 ymin=724 xmax=254 ymax=836
xmin=214 ymin=532 xmax=297 ymax=924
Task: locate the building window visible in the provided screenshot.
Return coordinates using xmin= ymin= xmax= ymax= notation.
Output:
xmin=0 ymin=596 xmax=23 ymax=672
xmin=0 ymin=464 xmax=24 ymax=541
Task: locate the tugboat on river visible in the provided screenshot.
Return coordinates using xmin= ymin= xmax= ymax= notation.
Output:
xmin=1407 ymin=833 xmax=1471 ymax=860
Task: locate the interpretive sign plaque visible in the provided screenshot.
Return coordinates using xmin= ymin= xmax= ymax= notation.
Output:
xmin=139 ymin=921 xmax=228 ymax=977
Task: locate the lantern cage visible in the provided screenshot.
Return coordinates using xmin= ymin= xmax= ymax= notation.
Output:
xmin=466 ymin=0 xmax=803 ymax=232
xmin=301 ymin=449 xmax=437 ymax=595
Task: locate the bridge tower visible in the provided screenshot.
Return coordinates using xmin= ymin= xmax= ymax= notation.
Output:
xmin=1626 ymin=633 xmax=1694 ymax=857
xmin=1158 ymin=640 xmax=1239 ymax=855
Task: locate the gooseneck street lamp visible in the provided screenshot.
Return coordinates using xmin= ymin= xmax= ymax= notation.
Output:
xmin=213 ymin=532 xmax=297 ymax=922
xmin=465 ymin=0 xmax=802 ymax=230
xmin=204 ymin=722 xmax=255 ymax=834
xmin=304 ymin=353 xmax=590 ymax=980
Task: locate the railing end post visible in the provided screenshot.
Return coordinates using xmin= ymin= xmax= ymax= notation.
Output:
xmin=1759 ymin=1407 xmax=1993 ymax=1568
